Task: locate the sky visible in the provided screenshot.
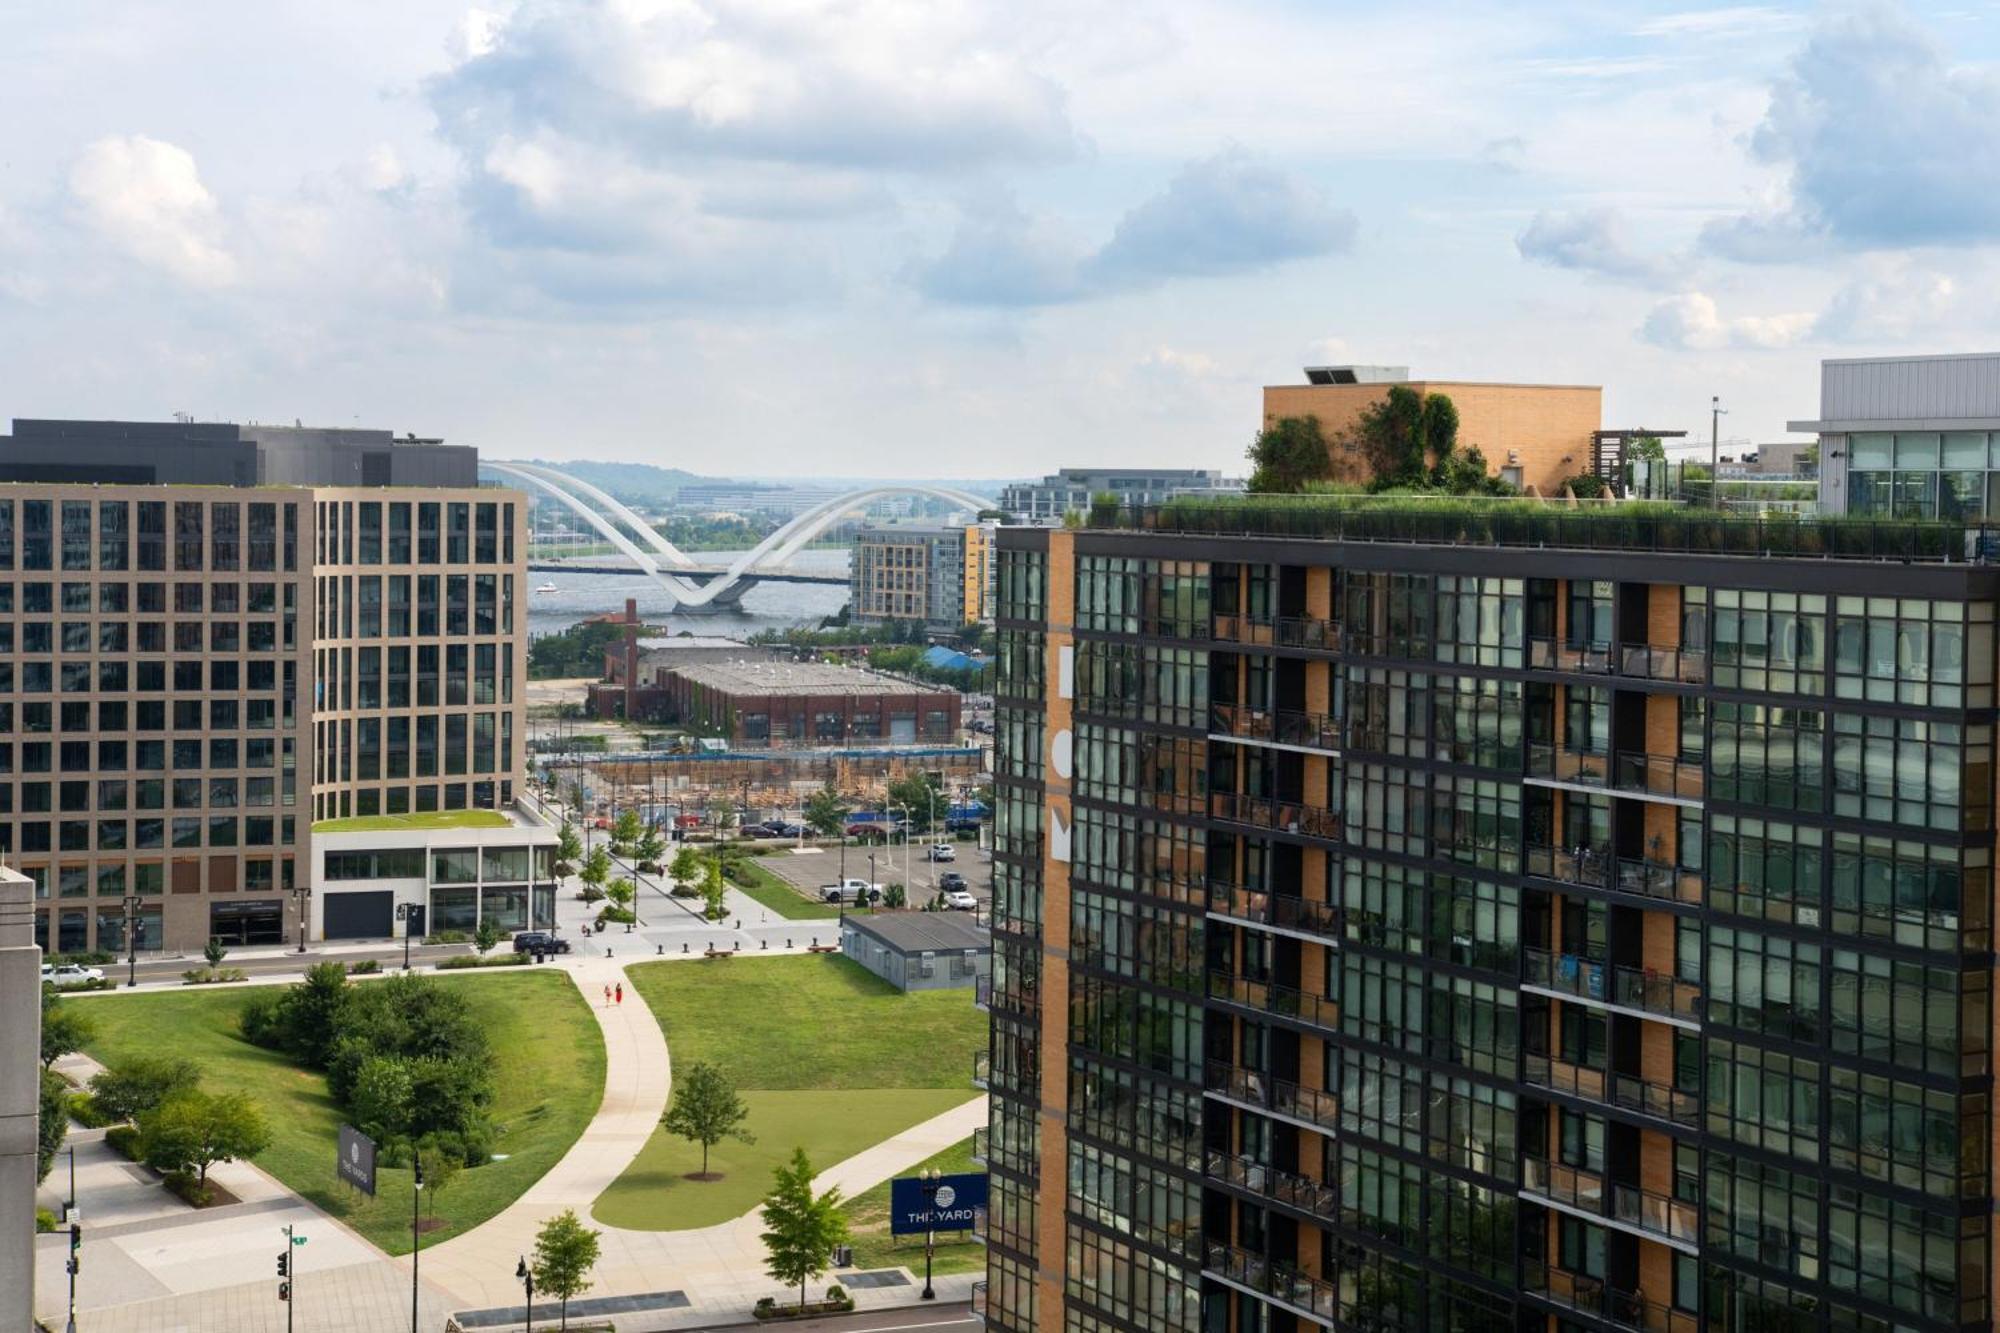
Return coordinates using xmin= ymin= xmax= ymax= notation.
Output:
xmin=3 ymin=1 xmax=2000 ymax=477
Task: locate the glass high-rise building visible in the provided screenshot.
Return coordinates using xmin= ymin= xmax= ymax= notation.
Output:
xmin=978 ymin=504 xmax=1995 ymax=1333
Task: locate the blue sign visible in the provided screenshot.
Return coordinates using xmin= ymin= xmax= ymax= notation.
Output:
xmin=890 ymin=1172 xmax=988 ymax=1236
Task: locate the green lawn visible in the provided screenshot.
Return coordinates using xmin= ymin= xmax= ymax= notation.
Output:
xmin=311 ymin=810 xmax=512 ymax=833
xmin=79 ymin=970 xmax=603 ymax=1253
xmin=593 ymin=1088 xmax=968 ymax=1229
xmin=841 ymin=1135 xmax=982 ymax=1276
xmin=599 ymin=956 xmax=985 ymax=1231
xmin=730 ymin=858 xmax=840 ymax=921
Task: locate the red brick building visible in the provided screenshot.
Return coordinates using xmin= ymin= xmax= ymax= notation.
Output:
xmin=661 ymin=659 xmax=960 ymax=746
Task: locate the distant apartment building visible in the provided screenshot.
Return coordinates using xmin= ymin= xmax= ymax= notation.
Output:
xmin=850 ymin=523 xmax=992 ymax=630
xmin=672 ymin=482 xmax=854 ymax=518
xmin=1800 ymin=352 xmax=2000 ymax=519
xmin=659 ymin=659 xmax=960 ymax=746
xmin=2 ymin=419 xmax=537 ymax=955
xmin=999 ymin=468 xmax=1244 ymax=524
xmin=1264 ymin=364 xmax=1605 ymax=494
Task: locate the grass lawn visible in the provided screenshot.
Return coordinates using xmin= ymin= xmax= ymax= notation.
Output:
xmin=841 ymin=1135 xmax=981 ymax=1276
xmin=599 ymin=955 xmax=984 ymax=1231
xmin=593 ymin=1088 xmax=967 ymax=1229
xmin=730 ymin=858 xmax=839 ymax=921
xmin=79 ymin=970 xmax=603 ymax=1254
xmin=311 ymin=809 xmax=512 ymax=833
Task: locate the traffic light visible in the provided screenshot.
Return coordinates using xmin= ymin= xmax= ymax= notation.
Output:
xmin=278 ymin=1251 xmax=290 ymax=1278
xmin=67 ymin=1223 xmax=80 ymax=1276
xmin=278 ymin=1281 xmax=291 ymax=1303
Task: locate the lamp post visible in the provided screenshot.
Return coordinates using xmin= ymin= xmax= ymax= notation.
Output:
xmin=396 ymin=903 xmax=414 ymax=972
xmin=516 ymin=1255 xmax=536 ymax=1333
xmin=410 ymin=1156 xmax=424 ymax=1333
xmin=290 ymin=882 xmax=311 ymax=955
xmin=122 ymin=892 xmax=141 ymax=987
xmin=917 ymin=1169 xmax=941 ymax=1301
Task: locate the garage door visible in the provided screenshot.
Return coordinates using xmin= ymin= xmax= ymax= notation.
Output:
xmin=890 ymin=715 xmax=916 ymax=742
xmin=323 ymin=890 xmax=394 ymax=940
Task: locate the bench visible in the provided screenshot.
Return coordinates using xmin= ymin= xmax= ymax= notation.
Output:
xmin=807 ymin=944 xmax=838 ymax=954
xmin=703 ymin=948 xmax=733 ymax=960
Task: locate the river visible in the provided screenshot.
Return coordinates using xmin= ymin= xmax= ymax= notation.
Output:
xmin=526 ymin=546 xmax=851 ymax=640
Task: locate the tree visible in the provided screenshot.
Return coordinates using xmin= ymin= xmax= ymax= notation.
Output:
xmin=702 ymin=857 xmax=729 ymax=922
xmin=474 ymin=917 xmax=504 ymax=956
xmin=203 ymin=937 xmax=228 ymax=968
xmin=707 ymin=796 xmax=737 ymax=833
xmin=804 ymin=786 xmax=851 ymax=838
xmin=1246 ymin=415 xmax=1334 ymax=493
xmin=612 ymin=808 xmax=643 ymax=853
xmin=139 ymin=1088 xmax=271 ymax=1195
xmin=416 ymin=1134 xmax=464 ymax=1220
xmin=37 ymin=1071 xmax=67 ymax=1184
xmin=40 ymin=991 xmax=95 ymax=1069
xmin=532 ymin=1209 xmax=603 ymax=1331
xmin=1420 ymin=392 xmax=1460 ymax=478
xmin=887 ymin=772 xmax=944 ymax=833
xmin=349 ymin=1055 xmax=415 ymax=1142
xmin=1630 ymin=434 xmax=1667 ymax=463
xmin=555 ymin=821 xmax=583 ymax=874
xmin=661 ymin=1062 xmax=754 ymax=1178
xmin=90 ymin=1055 xmax=201 ymax=1122
xmin=266 ymin=961 xmax=351 ymax=1068
xmin=607 ymin=877 xmax=638 ymax=930
xmin=760 ymin=1148 xmax=850 ymax=1310
xmin=580 ymin=845 xmax=612 ymax=897
xmin=668 ymin=845 xmax=703 ymax=889
xmin=635 ymin=825 xmax=666 ymax=870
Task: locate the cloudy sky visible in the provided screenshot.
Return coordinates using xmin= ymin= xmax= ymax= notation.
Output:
xmin=2 ymin=1 xmax=1996 ymax=477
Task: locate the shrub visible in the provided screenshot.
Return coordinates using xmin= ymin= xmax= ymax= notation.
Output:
xmin=90 ymin=1055 xmax=202 ymax=1123
xmin=180 ymin=967 xmax=247 ymax=985
xmin=826 ymin=1285 xmax=847 ymax=1303
xmin=436 ymin=954 xmax=528 ymax=969
xmin=68 ymin=1091 xmax=118 ymax=1129
xmin=35 ymin=1208 xmax=57 ymax=1233
xmin=423 ymin=931 xmax=470 ymax=946
xmin=348 ymin=959 xmax=381 ymax=975
xmin=237 ymin=991 xmax=286 ymax=1049
xmin=104 ymin=1125 xmax=142 ymax=1161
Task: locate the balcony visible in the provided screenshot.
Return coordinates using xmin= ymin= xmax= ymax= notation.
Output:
xmin=1529 ymin=638 xmax=1614 ymax=674
xmin=1207 ymin=970 xmax=1340 ymax=1034
xmin=1527 ymin=746 xmax=1704 ymax=804
xmin=1206 ymin=880 xmax=1342 ymax=944
xmin=972 ymin=1050 xmax=990 ymax=1090
xmin=1204 ymin=1059 xmax=1339 ymax=1133
xmin=1206 ymin=1149 xmax=1338 ymax=1221
xmin=1208 ymin=792 xmax=1342 ymax=840
xmin=1212 ymin=614 xmax=1340 ymax=651
xmin=1613 ymin=857 xmax=1703 ymax=906
xmin=1521 ymin=1155 xmax=1699 ymax=1249
xmin=970 ymin=1127 xmax=987 ymax=1165
xmin=1525 ymin=847 xmax=1702 ymax=907
xmin=1526 ymin=844 xmax=1612 ymax=891
xmin=1203 ymin=1244 xmax=1337 ymax=1327
xmin=1522 ymin=948 xmax=1702 ymax=1025
xmin=1209 ymin=704 xmax=1341 ymax=753
xmin=1617 ymin=643 xmax=1708 ymax=685
xmin=1523 ymin=1260 xmax=1698 ymax=1333
xmin=1522 ymin=1054 xmax=1700 ymax=1128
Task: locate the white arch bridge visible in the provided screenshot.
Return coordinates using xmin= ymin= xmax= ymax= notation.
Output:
xmin=484 ymin=461 xmax=991 ymax=611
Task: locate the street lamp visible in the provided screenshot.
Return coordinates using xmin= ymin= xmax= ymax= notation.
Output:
xmin=917 ymin=1169 xmax=942 ymax=1301
xmin=410 ymin=1156 xmax=424 ymax=1333
xmin=516 ymin=1255 xmax=536 ymax=1333
xmin=395 ymin=903 xmax=416 ymax=972
xmin=121 ymin=892 xmax=141 ymax=987
xmin=290 ymin=882 xmax=311 ymax=955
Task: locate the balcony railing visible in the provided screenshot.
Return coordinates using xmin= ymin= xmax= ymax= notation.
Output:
xmin=1212 ymin=614 xmax=1340 ymax=650
xmin=1523 ymin=948 xmax=1702 ymax=1023
xmin=1617 ymin=643 xmax=1708 ymax=685
xmin=1208 ymin=971 xmax=1340 ymax=1033
xmin=1529 ymin=638 xmax=1614 ymax=674
xmin=1204 ymin=1244 xmax=1337 ymax=1325
xmin=970 ymin=1127 xmax=987 ymax=1164
xmin=1613 ymin=857 xmax=1703 ymax=906
xmin=1206 ymin=880 xmax=1342 ymax=942
xmin=971 ymin=1281 xmax=988 ymax=1322
xmin=1209 ymin=704 xmax=1341 ymax=752
xmin=1208 ymin=792 xmax=1342 ymax=840
xmin=972 ymin=1050 xmax=990 ymax=1089
xmin=1206 ymin=1149 xmax=1337 ymax=1220
xmin=1523 ymin=1260 xmax=1698 ymax=1333
xmin=1522 ymin=1155 xmax=1699 ymax=1247
xmin=1522 ymin=1054 xmax=1700 ymax=1127
xmin=1526 ymin=846 xmax=1702 ymax=906
xmin=1526 ymin=844 xmax=1612 ymax=890
xmin=1204 ymin=1059 xmax=1340 ymax=1132
xmin=1528 ymin=746 xmax=1704 ymax=802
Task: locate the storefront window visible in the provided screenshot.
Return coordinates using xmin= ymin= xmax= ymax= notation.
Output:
xmin=480 ymin=885 xmax=528 ymax=931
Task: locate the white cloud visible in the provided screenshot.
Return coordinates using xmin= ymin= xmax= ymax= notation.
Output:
xmin=1813 ymin=258 xmax=1960 ymax=342
xmin=1640 ymin=290 xmax=1813 ymax=350
xmin=68 ymin=135 xmax=234 ymax=286
xmin=1516 ymin=209 xmax=1680 ymax=287
xmin=1632 ymin=7 xmax=1803 ymax=39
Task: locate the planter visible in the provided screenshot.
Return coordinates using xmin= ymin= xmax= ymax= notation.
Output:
xmin=754 ymin=1299 xmax=855 ymax=1321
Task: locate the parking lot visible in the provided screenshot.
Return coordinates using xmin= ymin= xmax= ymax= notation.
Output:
xmin=746 ymin=835 xmax=993 ymax=910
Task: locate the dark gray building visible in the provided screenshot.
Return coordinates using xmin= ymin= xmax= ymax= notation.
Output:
xmin=840 ymin=911 xmax=989 ymax=992
xmin=0 ymin=419 xmax=477 ymax=488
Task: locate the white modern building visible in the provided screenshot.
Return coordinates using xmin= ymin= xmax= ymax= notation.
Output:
xmin=1794 ymin=352 xmax=2000 ymax=519
xmin=311 ymin=808 xmax=560 ymax=940
xmin=997 ymin=468 xmax=1245 ymax=524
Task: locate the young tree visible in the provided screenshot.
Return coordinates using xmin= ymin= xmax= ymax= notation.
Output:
xmin=474 ymin=917 xmax=504 ymax=956
xmin=140 ymin=1088 xmax=271 ymax=1195
xmin=760 ymin=1148 xmax=850 ymax=1310
xmin=532 ymin=1208 xmax=603 ymax=1331
xmin=416 ymin=1133 xmax=464 ymax=1221
xmin=580 ymin=845 xmax=612 ymax=897
xmin=555 ymin=821 xmax=583 ymax=875
xmin=89 ymin=1055 xmax=201 ymax=1122
xmin=203 ymin=937 xmax=229 ymax=968
xmin=40 ymin=991 xmax=96 ymax=1069
xmin=702 ymin=856 xmax=728 ymax=922
xmin=612 ymin=808 xmax=643 ymax=853
xmin=606 ymin=877 xmax=638 ymax=929
xmin=887 ymin=772 xmax=943 ymax=832
xmin=1245 ymin=415 xmax=1334 ymax=493
xmin=635 ymin=824 xmax=666 ymax=870
xmin=661 ymin=1061 xmax=754 ymax=1178
xmin=804 ymin=785 xmax=851 ymax=838
xmin=707 ymin=796 xmax=737 ymax=834
xmin=668 ymin=845 xmax=702 ymax=889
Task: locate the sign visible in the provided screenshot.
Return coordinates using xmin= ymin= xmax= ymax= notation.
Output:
xmin=889 ymin=1172 xmax=987 ymax=1236
xmin=337 ymin=1124 xmax=377 ymax=1196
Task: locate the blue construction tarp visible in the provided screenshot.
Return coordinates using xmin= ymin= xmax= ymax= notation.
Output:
xmin=921 ymin=645 xmax=976 ymax=672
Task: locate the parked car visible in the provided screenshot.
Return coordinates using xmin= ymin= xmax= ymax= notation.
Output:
xmin=938 ymin=872 xmax=968 ymax=892
xmin=511 ymin=931 xmax=572 ymax=955
xmin=926 ymin=843 xmax=956 ymax=862
xmin=942 ymin=890 xmax=978 ymax=911
xmin=818 ymin=878 xmax=885 ymax=904
xmin=945 ymin=817 xmax=983 ymax=834
xmin=41 ymin=962 xmax=105 ymax=985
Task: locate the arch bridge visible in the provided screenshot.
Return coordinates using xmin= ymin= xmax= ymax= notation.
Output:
xmin=483 ymin=461 xmax=990 ymax=610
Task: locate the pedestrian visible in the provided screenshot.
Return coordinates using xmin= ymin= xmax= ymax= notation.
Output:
xmin=602 ymin=983 xmax=611 ymax=1006
xmin=615 ymin=981 xmax=623 ymax=1005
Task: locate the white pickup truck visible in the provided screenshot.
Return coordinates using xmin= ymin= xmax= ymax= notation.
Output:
xmin=818 ymin=878 xmax=885 ymax=905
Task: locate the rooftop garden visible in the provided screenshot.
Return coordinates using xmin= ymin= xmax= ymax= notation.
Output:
xmin=312 ymin=809 xmax=513 ymax=833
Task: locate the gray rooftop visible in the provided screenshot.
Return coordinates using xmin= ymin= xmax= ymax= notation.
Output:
xmin=846 ymin=911 xmax=991 ymax=954
xmin=667 ymin=658 xmax=951 ymax=698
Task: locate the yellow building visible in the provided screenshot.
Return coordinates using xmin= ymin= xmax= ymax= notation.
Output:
xmin=850 ymin=523 xmax=991 ymax=629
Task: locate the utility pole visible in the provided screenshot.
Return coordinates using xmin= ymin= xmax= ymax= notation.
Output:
xmin=410 ymin=1157 xmax=424 ymax=1333
xmin=1710 ymin=395 xmax=1727 ymax=508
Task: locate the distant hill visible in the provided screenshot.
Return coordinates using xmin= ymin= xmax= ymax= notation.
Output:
xmin=517 ymin=459 xmax=709 ymax=503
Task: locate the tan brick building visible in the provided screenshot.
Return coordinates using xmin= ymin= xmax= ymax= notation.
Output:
xmin=1262 ymin=366 xmax=1603 ymax=494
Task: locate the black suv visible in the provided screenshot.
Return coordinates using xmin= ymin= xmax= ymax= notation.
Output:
xmin=511 ymin=931 xmax=571 ymax=955
xmin=938 ymin=872 xmax=968 ymax=891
